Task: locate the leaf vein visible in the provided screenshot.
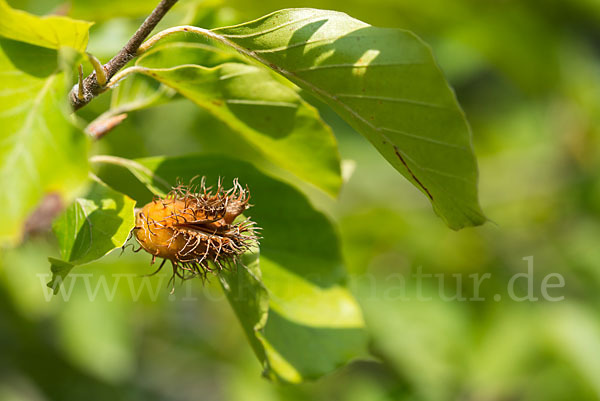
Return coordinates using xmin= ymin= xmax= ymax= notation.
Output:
xmin=292 ymin=61 xmax=424 ymax=72
xmin=335 ymin=93 xmax=450 ymax=110
xmin=380 ymin=127 xmax=468 ymax=151
xmin=217 ymin=15 xmax=326 ymax=38
xmin=225 ymin=99 xmax=298 ymax=108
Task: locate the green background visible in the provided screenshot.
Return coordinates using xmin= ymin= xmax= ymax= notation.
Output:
xmin=2 ymin=0 xmax=600 ymax=400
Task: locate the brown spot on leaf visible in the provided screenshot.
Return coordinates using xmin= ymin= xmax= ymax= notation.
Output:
xmin=393 ymin=146 xmax=434 ymax=201
xmin=24 ymin=193 xmax=64 ymax=236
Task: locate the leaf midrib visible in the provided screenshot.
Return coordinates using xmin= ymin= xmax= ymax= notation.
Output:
xmin=1 ymin=73 xmax=57 ymax=188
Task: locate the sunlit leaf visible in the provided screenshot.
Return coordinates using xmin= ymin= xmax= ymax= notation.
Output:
xmin=136 ymin=40 xmax=243 ymax=68
xmin=108 ymin=41 xmax=240 ymax=114
xmin=156 ymin=9 xmax=485 ymax=228
xmin=0 ymin=39 xmax=90 ymax=246
xmin=48 ymin=177 xmax=136 ymax=293
xmin=0 ymin=0 xmax=92 ymax=52
xmin=120 ymin=50 xmax=342 ymax=195
xmin=95 ymin=154 xmax=367 ymax=382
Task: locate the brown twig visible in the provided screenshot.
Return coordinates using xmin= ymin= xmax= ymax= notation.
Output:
xmin=69 ymin=0 xmax=179 ymax=111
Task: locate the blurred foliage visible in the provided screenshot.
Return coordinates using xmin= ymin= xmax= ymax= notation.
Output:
xmin=1 ymin=0 xmax=600 ymax=400
xmin=94 ymin=154 xmax=367 ymax=382
xmin=0 ymin=36 xmax=90 ymax=245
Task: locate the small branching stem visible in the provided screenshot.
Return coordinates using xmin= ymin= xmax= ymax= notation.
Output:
xmin=106 ymin=25 xmax=244 ymax=89
xmin=69 ymin=0 xmax=179 ymax=111
xmin=136 ymin=25 xmax=251 ymax=60
xmin=105 ymin=25 xmax=260 ymax=88
xmin=136 ymin=26 xmax=217 ymax=55
xmin=106 ymin=66 xmax=146 ymax=89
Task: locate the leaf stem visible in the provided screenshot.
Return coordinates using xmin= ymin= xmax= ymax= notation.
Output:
xmin=106 ymin=66 xmax=146 ymax=89
xmin=90 ymin=155 xmax=171 ymax=195
xmin=69 ymin=0 xmax=179 ymax=111
xmin=136 ymin=25 xmax=256 ymax=62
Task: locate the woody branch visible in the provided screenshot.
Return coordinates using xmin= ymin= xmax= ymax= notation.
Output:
xmin=69 ymin=0 xmax=178 ymax=111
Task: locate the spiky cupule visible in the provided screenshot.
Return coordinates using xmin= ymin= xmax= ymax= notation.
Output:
xmin=133 ymin=178 xmax=259 ymax=284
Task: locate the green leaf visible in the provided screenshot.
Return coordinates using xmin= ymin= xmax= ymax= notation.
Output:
xmin=119 ymin=42 xmax=342 ymax=196
xmin=165 ymin=9 xmax=485 ymax=228
xmin=136 ymin=41 xmax=244 ymax=69
xmin=48 ymin=177 xmax=136 ymax=293
xmin=105 ymin=75 xmax=175 ymax=121
xmin=0 ymin=39 xmax=90 ymax=246
xmin=0 ymin=0 xmax=92 ymax=52
xmin=53 ymin=178 xmax=136 ymax=264
xmin=108 ymin=41 xmax=241 ymax=114
xmin=47 ymin=257 xmax=75 ymax=293
xmin=96 ymin=154 xmax=367 ymax=382
xmin=219 ymin=250 xmax=270 ymax=364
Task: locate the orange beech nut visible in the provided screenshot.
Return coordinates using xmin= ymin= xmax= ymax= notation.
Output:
xmin=131 ymin=177 xmax=259 ymax=289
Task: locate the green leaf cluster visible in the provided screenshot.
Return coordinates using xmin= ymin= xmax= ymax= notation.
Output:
xmin=0 ymin=1 xmax=92 ymax=245
xmin=0 ymin=1 xmax=486 ymax=383
xmin=96 ymin=155 xmax=367 ymax=382
xmin=48 ymin=178 xmax=136 ymax=293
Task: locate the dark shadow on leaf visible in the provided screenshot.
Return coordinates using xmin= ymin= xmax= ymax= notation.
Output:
xmin=0 ymin=38 xmax=58 ymax=77
xmin=225 ymin=102 xmax=297 ymax=139
xmin=282 ymin=19 xmax=329 ymax=62
xmin=68 ymin=182 xmax=127 ymax=265
xmin=259 ymin=19 xmax=485 ymax=228
xmin=216 ymin=63 xmax=300 ymax=140
xmin=261 ymin=309 xmax=367 ymax=380
xmin=147 ymin=155 xmax=346 ymax=288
